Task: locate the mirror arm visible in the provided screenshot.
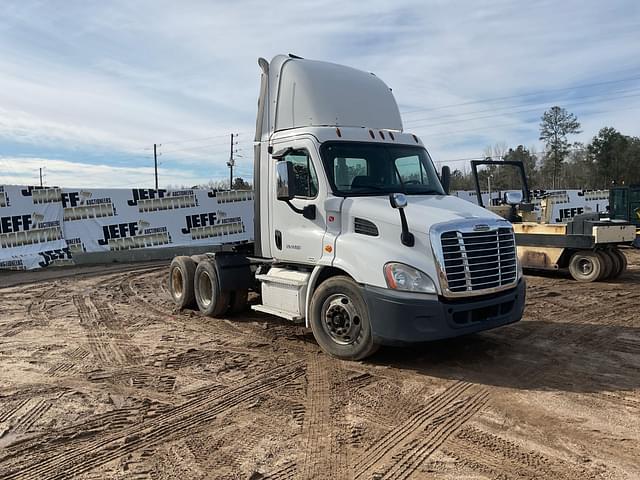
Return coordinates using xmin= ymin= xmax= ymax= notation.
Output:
xmin=398 ymin=208 xmax=415 ymax=247
xmin=284 ymin=200 xmax=316 ymax=220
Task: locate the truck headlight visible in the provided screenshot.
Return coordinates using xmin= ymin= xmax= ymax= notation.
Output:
xmin=384 ymin=262 xmax=436 ymax=294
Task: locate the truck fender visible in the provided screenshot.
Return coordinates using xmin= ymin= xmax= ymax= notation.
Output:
xmin=206 ymin=253 xmax=253 ymax=292
xmin=304 ymin=264 xmax=359 ymax=328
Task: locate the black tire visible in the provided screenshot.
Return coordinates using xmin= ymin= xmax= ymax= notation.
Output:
xmin=194 ymin=260 xmax=230 ymax=317
xmin=309 ymin=276 xmax=379 ymax=361
xmin=168 ymin=256 xmax=196 ymax=309
xmin=596 ymin=251 xmax=613 ymax=281
xmin=611 ymin=249 xmax=628 ymax=277
xmin=228 ymin=289 xmax=249 ymax=315
xmin=603 ymin=250 xmax=621 ymax=279
xmin=568 ymin=250 xmax=603 ymax=282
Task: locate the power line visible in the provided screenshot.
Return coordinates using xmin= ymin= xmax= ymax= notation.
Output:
xmin=400 ymin=73 xmax=640 ymax=115
xmin=159 ymin=140 xmax=231 ymax=155
xmin=159 ymin=133 xmax=233 ymax=146
xmin=403 ymin=86 xmax=640 ymax=126
xmin=158 ymin=130 xmax=253 ymax=147
xmin=405 ymin=91 xmax=640 ymax=131
xmin=416 ymin=103 xmax=640 ymax=138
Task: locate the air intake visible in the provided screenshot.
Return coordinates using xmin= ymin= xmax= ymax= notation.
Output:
xmin=354 ymin=218 xmax=379 ymax=237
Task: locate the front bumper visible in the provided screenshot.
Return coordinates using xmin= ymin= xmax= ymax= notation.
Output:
xmin=363 ymin=279 xmax=526 ymax=345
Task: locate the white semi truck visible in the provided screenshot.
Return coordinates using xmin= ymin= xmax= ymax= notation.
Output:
xmin=167 ymin=54 xmax=526 ymax=360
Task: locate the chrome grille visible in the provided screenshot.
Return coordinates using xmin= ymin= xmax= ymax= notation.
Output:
xmin=440 ymin=227 xmax=517 ymax=294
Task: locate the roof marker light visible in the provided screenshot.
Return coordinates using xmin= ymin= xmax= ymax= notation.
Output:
xmin=379 ymin=131 xmax=385 ymax=140
xmin=412 ymin=134 xmax=419 ymax=143
xmin=336 ymin=127 xmax=342 ymax=138
xmin=369 ymin=129 xmax=375 ymax=139
xmin=389 ymin=131 xmax=395 ymax=141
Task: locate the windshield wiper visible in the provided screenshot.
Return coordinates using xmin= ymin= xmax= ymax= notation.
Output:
xmin=350 ymin=185 xmax=388 ymax=191
xmin=407 ymin=189 xmax=444 ymax=195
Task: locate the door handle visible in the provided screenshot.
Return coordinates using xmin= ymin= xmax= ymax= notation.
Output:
xmin=275 ymin=230 xmax=282 ymax=250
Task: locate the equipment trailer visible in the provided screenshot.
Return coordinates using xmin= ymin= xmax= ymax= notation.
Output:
xmin=471 ymin=160 xmax=636 ymax=282
xmin=167 ymin=55 xmax=526 ymax=360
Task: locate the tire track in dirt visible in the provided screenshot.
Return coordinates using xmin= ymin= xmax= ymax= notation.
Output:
xmin=1 ymin=286 xmax=58 ymax=338
xmin=0 ymin=362 xmax=305 ymax=480
xmin=26 ymin=285 xmax=58 ymax=320
xmin=120 ymin=272 xmax=175 ymax=323
xmin=72 ymin=295 xmax=140 ymax=367
xmin=353 ymin=381 xmax=486 ymax=479
xmin=298 ymin=354 xmax=347 ymax=480
xmin=443 ymin=425 xmax=602 ymax=480
xmin=10 ymin=399 xmax=53 ymax=434
xmin=297 ymin=353 xmax=348 ymax=479
xmin=253 ymin=461 xmax=297 ymax=479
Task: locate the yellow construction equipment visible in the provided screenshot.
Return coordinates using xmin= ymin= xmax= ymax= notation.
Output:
xmin=471 ymin=160 xmax=635 ymax=282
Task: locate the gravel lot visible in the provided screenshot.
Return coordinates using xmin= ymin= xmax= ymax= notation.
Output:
xmin=0 ymin=251 xmax=639 ymax=479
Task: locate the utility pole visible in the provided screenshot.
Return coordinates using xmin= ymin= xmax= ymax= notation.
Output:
xmin=227 ymin=133 xmax=238 ymax=190
xmin=153 ymin=143 xmax=159 ymax=190
xmin=39 ymin=167 xmax=43 ymax=187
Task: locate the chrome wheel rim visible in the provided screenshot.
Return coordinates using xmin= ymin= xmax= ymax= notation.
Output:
xmin=172 ymin=268 xmax=184 ymax=299
xmin=321 ymin=294 xmax=361 ymax=345
xmin=198 ymin=271 xmax=213 ymax=308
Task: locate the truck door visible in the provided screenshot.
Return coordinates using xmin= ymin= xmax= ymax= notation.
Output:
xmin=270 ymin=140 xmax=327 ymax=264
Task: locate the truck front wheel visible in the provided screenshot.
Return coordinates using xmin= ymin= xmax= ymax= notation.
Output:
xmin=194 ymin=260 xmax=230 ymax=317
xmin=168 ymin=256 xmax=196 ymax=309
xmin=309 ymin=276 xmax=379 ymax=361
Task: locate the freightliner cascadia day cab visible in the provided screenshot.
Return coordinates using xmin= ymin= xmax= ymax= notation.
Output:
xmin=167 ymin=54 xmax=526 ymax=360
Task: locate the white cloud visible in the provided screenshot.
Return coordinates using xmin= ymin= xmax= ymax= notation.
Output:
xmin=0 ymin=0 xmax=639 ymax=185
xmin=0 ymin=156 xmax=202 ymax=189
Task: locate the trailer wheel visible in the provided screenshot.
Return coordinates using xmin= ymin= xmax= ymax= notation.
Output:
xmin=168 ymin=256 xmax=196 ymax=309
xmin=596 ymin=251 xmax=613 ymax=281
xmin=611 ymin=249 xmax=628 ymax=277
xmin=603 ymin=250 xmax=621 ymax=279
xmin=309 ymin=276 xmax=379 ymax=361
xmin=228 ymin=289 xmax=249 ymax=315
xmin=194 ymin=260 xmax=230 ymax=317
xmin=568 ymin=251 xmax=603 ymax=282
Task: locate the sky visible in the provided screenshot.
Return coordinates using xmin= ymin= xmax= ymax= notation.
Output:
xmin=0 ymin=0 xmax=639 ymax=188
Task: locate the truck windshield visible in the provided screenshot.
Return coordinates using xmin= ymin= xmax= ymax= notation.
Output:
xmin=320 ymin=141 xmax=445 ymax=197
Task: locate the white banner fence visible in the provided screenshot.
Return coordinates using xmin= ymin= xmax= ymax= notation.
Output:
xmin=1 ymin=183 xmax=611 ymax=271
xmin=0 ymin=185 xmax=254 ymax=270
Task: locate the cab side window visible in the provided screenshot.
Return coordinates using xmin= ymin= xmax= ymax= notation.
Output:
xmin=284 ymin=150 xmax=319 ymax=198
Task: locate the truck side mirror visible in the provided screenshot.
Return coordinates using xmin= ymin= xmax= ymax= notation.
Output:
xmin=388 ymin=193 xmax=414 ymax=247
xmin=389 ymin=192 xmax=408 ymax=209
xmin=276 ymin=161 xmax=297 ymax=201
xmin=441 ymin=166 xmax=451 ymax=194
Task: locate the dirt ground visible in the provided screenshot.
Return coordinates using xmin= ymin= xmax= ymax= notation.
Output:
xmin=0 ymin=251 xmax=639 ymax=480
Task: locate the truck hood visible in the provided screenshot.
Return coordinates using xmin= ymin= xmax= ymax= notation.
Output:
xmin=341 ymin=194 xmax=503 ymax=233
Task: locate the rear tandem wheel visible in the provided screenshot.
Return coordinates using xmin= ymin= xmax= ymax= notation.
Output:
xmin=194 ymin=259 xmax=231 ymax=317
xmin=168 ymin=256 xmax=197 ymax=308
